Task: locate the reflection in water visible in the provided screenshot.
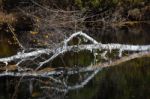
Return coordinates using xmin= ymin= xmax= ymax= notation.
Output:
xmin=67 ymin=57 xmax=150 ymax=99
xmin=0 ymin=57 xmax=149 ymax=99
xmin=0 ymin=77 xmax=64 ymax=99
xmin=0 ymin=23 xmax=150 ymax=99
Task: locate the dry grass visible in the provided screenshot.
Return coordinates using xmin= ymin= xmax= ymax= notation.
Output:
xmin=0 ymin=12 xmax=16 ymax=25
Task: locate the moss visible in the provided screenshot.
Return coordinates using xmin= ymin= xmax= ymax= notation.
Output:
xmin=75 ymin=0 xmax=83 ymax=8
xmin=91 ymin=0 xmax=101 ymax=7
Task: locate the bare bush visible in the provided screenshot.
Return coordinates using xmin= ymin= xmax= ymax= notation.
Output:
xmin=16 ymin=0 xmax=86 ymax=49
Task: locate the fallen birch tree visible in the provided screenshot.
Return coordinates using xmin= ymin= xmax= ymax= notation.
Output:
xmin=0 ymin=31 xmax=150 ymax=92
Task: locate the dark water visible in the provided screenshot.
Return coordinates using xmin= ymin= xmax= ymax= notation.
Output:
xmin=0 ymin=23 xmax=150 ymax=99
xmin=86 ymin=22 xmax=150 ymax=45
xmin=0 ymin=31 xmax=18 ymax=57
xmin=67 ymin=57 xmax=150 ymax=99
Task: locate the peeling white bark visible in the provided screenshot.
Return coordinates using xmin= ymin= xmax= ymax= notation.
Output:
xmin=64 ymin=31 xmax=99 ymax=46
xmin=0 ymin=49 xmax=51 ymax=63
xmin=0 ymin=31 xmax=150 ymax=65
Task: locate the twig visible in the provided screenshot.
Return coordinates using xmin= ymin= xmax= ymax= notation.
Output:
xmin=7 ymin=23 xmax=25 ymax=49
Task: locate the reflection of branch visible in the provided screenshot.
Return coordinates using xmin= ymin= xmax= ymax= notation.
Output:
xmin=35 ymin=51 xmax=150 ymax=92
xmin=41 ymin=69 xmax=101 ymax=92
xmin=0 ymin=51 xmax=149 ymax=94
xmin=67 ymin=69 xmax=100 ymax=91
xmin=12 ymin=76 xmax=24 ymax=99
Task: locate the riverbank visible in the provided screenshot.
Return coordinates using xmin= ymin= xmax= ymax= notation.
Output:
xmin=0 ymin=0 xmax=149 ymax=49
